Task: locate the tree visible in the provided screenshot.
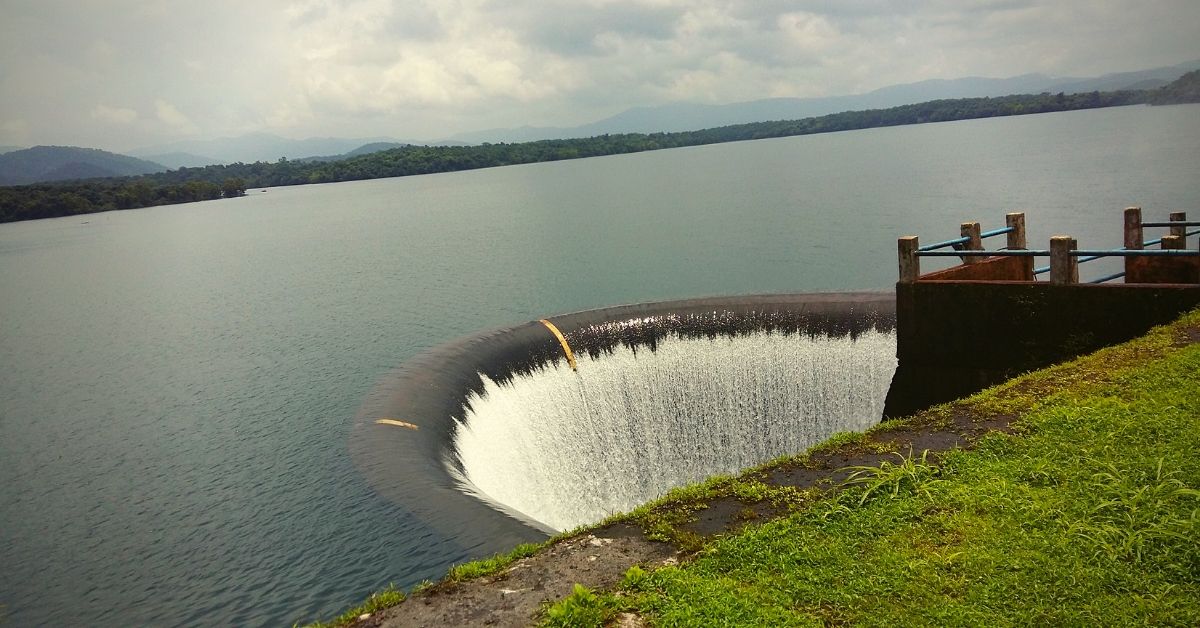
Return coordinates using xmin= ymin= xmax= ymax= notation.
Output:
xmin=221 ymin=178 xmax=246 ymax=199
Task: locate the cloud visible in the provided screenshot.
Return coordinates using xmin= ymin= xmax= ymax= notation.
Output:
xmin=91 ymin=104 xmax=139 ymax=125
xmin=154 ymin=100 xmax=199 ymax=135
xmin=1 ymin=0 xmax=1198 ymax=150
xmin=268 ymin=0 xmax=1200 ymax=136
xmin=1 ymin=118 xmax=31 ymax=144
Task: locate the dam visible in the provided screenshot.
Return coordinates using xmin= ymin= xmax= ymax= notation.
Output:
xmin=352 ymin=208 xmax=1200 ymax=539
xmin=351 ymin=293 xmax=896 ymax=536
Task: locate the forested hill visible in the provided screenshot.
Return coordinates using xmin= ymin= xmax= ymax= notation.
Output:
xmin=0 ymin=146 xmax=166 ymax=186
xmin=0 ymin=86 xmax=1182 ymax=224
xmin=1148 ymin=69 xmax=1200 ymax=104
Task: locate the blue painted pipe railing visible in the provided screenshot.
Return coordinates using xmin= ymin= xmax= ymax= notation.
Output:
xmin=912 ymin=213 xmax=1196 ymax=281
xmin=917 ymin=236 xmax=970 ymax=252
xmin=1142 ymin=221 xmax=1200 ymax=227
xmin=1071 ymin=250 xmax=1200 ymax=257
xmin=1090 ymin=271 xmax=1127 ymax=284
xmin=917 ymin=226 xmax=1014 ymax=252
xmin=980 ymin=226 xmax=1015 ymax=239
xmin=920 ymin=249 xmax=1200 ymax=258
xmin=1033 ymin=248 xmax=1200 ymax=273
xmin=920 ymin=249 xmax=1046 ymax=257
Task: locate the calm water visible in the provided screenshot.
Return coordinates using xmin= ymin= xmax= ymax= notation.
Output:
xmin=1 ymin=104 xmax=1198 ymax=626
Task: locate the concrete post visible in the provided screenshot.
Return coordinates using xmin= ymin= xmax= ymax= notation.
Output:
xmin=1050 ymin=236 xmax=1078 ymax=285
xmin=898 ymin=236 xmax=920 ymax=283
xmin=1005 ymin=212 xmax=1027 ymax=250
xmin=1169 ymin=211 xmax=1186 ymax=239
xmin=960 ymin=222 xmax=983 ymax=264
xmin=1123 ymin=207 xmax=1143 ymax=250
xmin=1007 ymin=212 xmax=1034 ymax=280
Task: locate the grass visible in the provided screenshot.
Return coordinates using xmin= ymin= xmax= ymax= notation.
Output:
xmin=542 ymin=309 xmax=1200 ymax=626
xmin=314 ymin=309 xmax=1200 ymax=627
xmin=445 ymin=542 xmax=545 ymax=582
xmin=300 ymin=585 xmax=406 ymax=628
xmin=302 ymin=541 xmax=549 ymax=627
xmin=541 ymin=584 xmax=620 ymax=628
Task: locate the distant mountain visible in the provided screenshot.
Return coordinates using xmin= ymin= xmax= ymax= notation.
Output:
xmin=344 ymin=141 xmax=411 ymax=157
xmin=447 ymin=60 xmax=1200 ymax=144
xmin=0 ymin=146 xmax=166 ymax=185
xmin=295 ymin=141 xmax=415 ymax=163
xmin=1149 ymin=69 xmax=1200 ymax=105
xmin=129 ymin=132 xmax=407 ymax=165
xmin=1041 ymin=61 xmax=1200 ymax=94
xmin=293 ymin=139 xmax=475 ymax=163
xmin=0 ymin=145 xmax=22 ymax=155
xmin=138 ymin=151 xmax=221 ymax=169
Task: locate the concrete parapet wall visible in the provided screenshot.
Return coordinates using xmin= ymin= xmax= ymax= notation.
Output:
xmin=883 ymin=281 xmax=1200 ymax=417
xmin=1127 ymin=256 xmax=1200 ymax=284
xmin=920 ymin=256 xmax=1034 ymax=282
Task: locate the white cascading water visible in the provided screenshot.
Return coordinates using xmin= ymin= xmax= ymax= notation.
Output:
xmin=452 ymin=329 xmax=897 ymax=531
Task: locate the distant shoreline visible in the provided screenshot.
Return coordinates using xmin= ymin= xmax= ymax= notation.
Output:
xmin=2 ymin=73 xmax=1197 ymax=225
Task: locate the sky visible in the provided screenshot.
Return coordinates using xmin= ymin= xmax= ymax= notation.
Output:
xmin=1 ymin=0 xmax=1198 ymax=152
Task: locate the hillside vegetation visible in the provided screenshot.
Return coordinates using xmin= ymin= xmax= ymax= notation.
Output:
xmin=0 ymin=145 xmax=165 ymax=186
xmin=4 ymin=76 xmax=1197 ymax=223
xmin=1149 ymin=69 xmax=1200 ymax=105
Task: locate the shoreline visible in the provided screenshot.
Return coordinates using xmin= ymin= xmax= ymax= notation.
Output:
xmin=317 ymin=307 xmax=1200 ymax=627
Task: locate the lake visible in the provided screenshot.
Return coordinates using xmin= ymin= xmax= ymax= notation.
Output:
xmin=1 ymin=104 xmax=1198 ymax=626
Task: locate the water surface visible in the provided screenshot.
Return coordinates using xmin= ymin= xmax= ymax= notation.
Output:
xmin=1 ymin=104 xmax=1198 ymax=626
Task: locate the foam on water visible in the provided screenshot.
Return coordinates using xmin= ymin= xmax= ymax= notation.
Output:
xmin=452 ymin=329 xmax=897 ymax=531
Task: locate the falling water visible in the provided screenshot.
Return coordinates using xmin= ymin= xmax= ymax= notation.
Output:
xmin=451 ymin=328 xmax=897 ymax=531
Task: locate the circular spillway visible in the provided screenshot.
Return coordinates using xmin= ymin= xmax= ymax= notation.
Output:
xmin=351 ymin=293 xmax=896 ymax=539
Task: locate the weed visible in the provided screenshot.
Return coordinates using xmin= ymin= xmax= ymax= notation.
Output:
xmin=1072 ymin=458 xmax=1200 ymax=564
xmin=540 ymin=584 xmax=619 ymax=628
xmin=840 ymin=449 xmax=943 ymax=505
xmin=621 ymin=565 xmax=653 ymax=593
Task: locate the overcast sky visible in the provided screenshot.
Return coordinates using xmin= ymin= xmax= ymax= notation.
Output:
xmin=2 ymin=0 xmax=1197 ymax=151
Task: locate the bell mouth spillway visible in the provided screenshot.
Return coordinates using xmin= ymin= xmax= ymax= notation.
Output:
xmin=350 ymin=293 xmax=896 ymax=541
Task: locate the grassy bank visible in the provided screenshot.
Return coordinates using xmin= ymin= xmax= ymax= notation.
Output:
xmin=314 ymin=308 xmax=1199 ymax=626
xmin=547 ymin=309 xmax=1200 ymax=626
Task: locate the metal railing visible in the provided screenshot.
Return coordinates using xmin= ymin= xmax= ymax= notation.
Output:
xmin=917 ymin=226 xmax=1015 ymax=253
xmin=897 ymin=208 xmax=1199 ymax=285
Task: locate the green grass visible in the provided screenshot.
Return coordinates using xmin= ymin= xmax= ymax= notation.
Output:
xmin=541 ymin=584 xmax=621 ymax=628
xmin=445 ymin=541 xmax=546 ymax=582
xmin=587 ymin=309 xmax=1200 ymax=626
xmin=300 ymin=584 xmax=406 ymax=628
xmin=302 ymin=542 xmax=548 ymax=627
xmin=316 ymin=309 xmax=1200 ymax=627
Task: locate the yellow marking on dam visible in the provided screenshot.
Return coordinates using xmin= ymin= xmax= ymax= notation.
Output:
xmin=375 ymin=418 xmax=420 ymax=430
xmin=539 ymin=319 xmax=578 ymax=371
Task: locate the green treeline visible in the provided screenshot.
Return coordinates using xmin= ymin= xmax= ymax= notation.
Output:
xmin=0 ymin=89 xmax=1163 ymax=224
xmin=0 ymin=177 xmax=246 ymax=223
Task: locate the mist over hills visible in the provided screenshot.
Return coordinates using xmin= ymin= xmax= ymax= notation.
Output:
xmin=3 ymin=59 xmax=1196 ymax=186
xmin=115 ymin=59 xmax=1200 ymax=164
xmin=7 ymin=72 xmax=1196 ymax=223
xmin=127 ymin=133 xmax=419 ymax=168
xmin=0 ymin=146 xmax=166 ymax=186
xmin=133 ymin=59 xmax=1200 ymax=162
xmin=446 ymin=59 xmax=1200 ymax=144
xmin=135 ymin=151 xmax=220 ymax=169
